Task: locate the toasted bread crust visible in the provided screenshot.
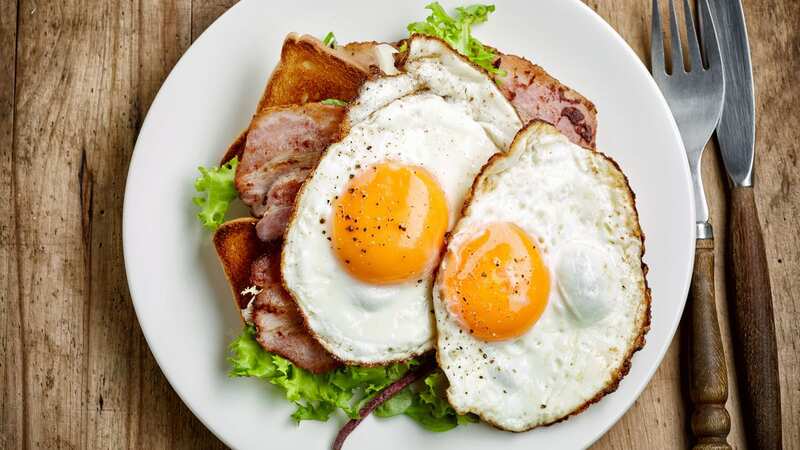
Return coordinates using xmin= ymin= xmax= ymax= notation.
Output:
xmin=258 ymin=34 xmax=370 ymax=110
xmin=220 ymin=129 xmax=248 ymax=165
xmin=436 ymin=120 xmax=650 ymax=431
xmin=220 ymin=33 xmax=370 ymax=178
xmin=212 ymin=218 xmax=272 ymax=313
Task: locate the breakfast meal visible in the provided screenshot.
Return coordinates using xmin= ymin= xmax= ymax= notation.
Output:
xmin=193 ymin=3 xmax=649 ymax=448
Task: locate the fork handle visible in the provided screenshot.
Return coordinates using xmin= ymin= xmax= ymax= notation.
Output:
xmin=689 ymin=237 xmax=731 ymax=450
xmin=727 ymin=186 xmax=782 ymax=450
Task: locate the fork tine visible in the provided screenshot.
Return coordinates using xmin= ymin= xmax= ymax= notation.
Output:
xmin=668 ymin=0 xmax=684 ymax=73
xmin=650 ymin=0 xmax=665 ymax=74
xmin=682 ymin=0 xmax=703 ymax=70
xmin=698 ymin=0 xmax=722 ymax=70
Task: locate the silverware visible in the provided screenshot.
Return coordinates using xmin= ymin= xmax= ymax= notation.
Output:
xmin=710 ymin=0 xmax=782 ymax=448
xmin=651 ymin=1 xmax=730 ymax=449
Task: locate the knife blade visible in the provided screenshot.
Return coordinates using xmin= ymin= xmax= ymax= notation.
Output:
xmin=709 ymin=1 xmax=782 ymax=449
xmin=710 ymin=0 xmax=755 ymax=186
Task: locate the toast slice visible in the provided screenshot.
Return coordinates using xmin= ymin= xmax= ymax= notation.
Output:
xmin=212 ymin=218 xmax=271 ymax=312
xmin=219 ymin=34 xmax=370 ymax=165
xmin=257 ymin=33 xmax=371 ymax=110
xmin=221 ymin=35 xmax=397 ymax=165
xmin=220 ymin=129 xmax=247 ymax=165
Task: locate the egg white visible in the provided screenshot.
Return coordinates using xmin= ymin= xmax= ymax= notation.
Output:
xmin=281 ymin=36 xmax=522 ymax=364
xmin=433 ymin=121 xmax=649 ymax=430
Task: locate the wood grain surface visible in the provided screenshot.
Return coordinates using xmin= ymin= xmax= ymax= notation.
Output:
xmin=689 ymin=239 xmax=731 ymax=450
xmin=1 ymin=1 xmax=797 ymax=449
xmin=727 ymin=187 xmax=782 ymax=450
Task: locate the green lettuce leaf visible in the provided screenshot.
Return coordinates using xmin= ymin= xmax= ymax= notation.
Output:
xmin=229 ymin=326 xmax=475 ymax=431
xmin=192 ymin=157 xmax=238 ymax=230
xmin=374 ymin=388 xmax=414 ymax=418
xmin=228 ymin=326 xmax=417 ymax=422
xmin=321 ymin=98 xmax=347 ymax=106
xmin=406 ymin=2 xmax=503 ymax=76
xmin=322 ymin=31 xmax=337 ymax=48
xmin=376 ymin=369 xmax=478 ymax=432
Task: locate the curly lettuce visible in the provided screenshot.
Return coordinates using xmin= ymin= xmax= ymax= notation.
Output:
xmin=407 ymin=2 xmax=503 ymax=77
xmin=192 ymin=157 xmax=238 ymax=230
xmin=229 ymin=326 xmax=472 ymax=431
xmin=229 ymin=326 xmax=415 ymax=421
xmin=375 ymin=370 xmax=478 ymax=432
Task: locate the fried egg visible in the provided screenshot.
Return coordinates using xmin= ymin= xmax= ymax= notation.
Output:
xmin=281 ymin=36 xmax=522 ymax=364
xmin=433 ymin=121 xmax=649 ymax=430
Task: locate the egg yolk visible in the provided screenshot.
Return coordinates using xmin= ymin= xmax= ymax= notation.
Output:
xmin=331 ymin=162 xmax=448 ymax=284
xmin=441 ymin=222 xmax=550 ymax=341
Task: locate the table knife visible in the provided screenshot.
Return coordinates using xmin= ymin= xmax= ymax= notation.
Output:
xmin=709 ymin=1 xmax=782 ymax=448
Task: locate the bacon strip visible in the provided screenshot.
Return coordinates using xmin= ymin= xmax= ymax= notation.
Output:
xmin=494 ymin=53 xmax=598 ymax=148
xmin=249 ymin=248 xmax=340 ymax=374
xmin=235 ymin=103 xmax=345 ymax=242
xmin=340 ymin=41 xmax=399 ymax=76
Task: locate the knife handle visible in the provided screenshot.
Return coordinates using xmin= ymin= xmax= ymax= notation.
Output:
xmin=727 ymin=186 xmax=782 ymax=450
xmin=689 ymin=237 xmax=731 ymax=450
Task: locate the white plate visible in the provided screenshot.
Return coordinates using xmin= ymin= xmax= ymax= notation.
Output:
xmin=123 ymin=0 xmax=694 ymax=448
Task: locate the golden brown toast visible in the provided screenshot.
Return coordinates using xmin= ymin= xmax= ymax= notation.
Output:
xmin=212 ymin=218 xmax=272 ymax=313
xmin=220 ymin=34 xmax=369 ymax=165
xmin=257 ymin=33 xmax=370 ymax=110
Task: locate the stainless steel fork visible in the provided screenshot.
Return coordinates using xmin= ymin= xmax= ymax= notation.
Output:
xmin=650 ymin=1 xmax=730 ymax=449
xmin=652 ymin=0 xmax=725 ymax=238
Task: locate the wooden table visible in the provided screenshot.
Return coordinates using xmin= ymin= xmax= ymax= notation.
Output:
xmin=1 ymin=1 xmax=797 ymax=448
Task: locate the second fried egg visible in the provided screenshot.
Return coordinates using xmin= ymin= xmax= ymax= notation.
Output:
xmin=433 ymin=121 xmax=650 ymax=431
